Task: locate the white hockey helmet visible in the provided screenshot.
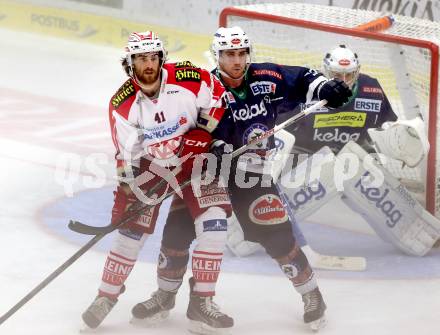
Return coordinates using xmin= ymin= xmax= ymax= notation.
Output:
xmin=211 ymin=26 xmax=252 ymax=64
xmin=323 ymin=45 xmax=360 ymax=89
xmin=124 ymin=31 xmax=167 ymax=74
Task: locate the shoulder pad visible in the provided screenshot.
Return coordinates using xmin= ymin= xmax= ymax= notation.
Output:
xmin=174 ymin=60 xmax=199 ymax=69
xmin=174 ymin=65 xmax=202 ymax=83
xmin=111 ymin=79 xmax=136 ymax=109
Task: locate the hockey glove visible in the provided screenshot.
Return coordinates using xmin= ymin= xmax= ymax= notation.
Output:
xmin=210 ymin=139 xmax=233 ymax=179
xmin=318 ymin=78 xmax=352 ymax=108
xmin=111 ymin=184 xmax=139 ymax=228
xmin=176 ymin=128 xmax=213 ymax=183
xmin=210 ymin=139 xmax=233 ymax=160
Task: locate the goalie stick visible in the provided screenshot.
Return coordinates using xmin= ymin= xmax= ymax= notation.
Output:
xmin=305 ymin=247 xmax=366 ymax=271
xmin=281 ymin=191 xmax=367 ymax=271
xmin=0 ymin=99 xmax=327 ymax=326
xmin=69 ymin=99 xmax=328 ymax=235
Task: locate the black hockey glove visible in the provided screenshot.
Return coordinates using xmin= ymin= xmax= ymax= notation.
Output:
xmin=210 ymin=139 xmax=233 ymax=160
xmin=318 ymin=78 xmax=352 ymax=108
xmin=210 ymin=139 xmax=233 ymax=179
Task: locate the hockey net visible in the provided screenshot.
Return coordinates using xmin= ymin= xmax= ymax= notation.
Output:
xmin=220 ymin=3 xmax=440 ymax=217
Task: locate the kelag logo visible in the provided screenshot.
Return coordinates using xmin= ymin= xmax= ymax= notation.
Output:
xmin=287 ymin=183 xmax=326 ymax=211
xmin=355 ymin=172 xmax=403 ymax=228
xmin=313 ymin=129 xmax=361 ymax=143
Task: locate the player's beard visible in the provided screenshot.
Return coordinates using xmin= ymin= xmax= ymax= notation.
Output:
xmin=135 ymin=66 xmax=160 ymax=87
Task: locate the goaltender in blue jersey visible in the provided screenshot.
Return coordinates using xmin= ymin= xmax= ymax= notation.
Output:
xmin=275 ymin=45 xmax=438 ymax=261
xmin=286 ymin=72 xmax=397 ymax=154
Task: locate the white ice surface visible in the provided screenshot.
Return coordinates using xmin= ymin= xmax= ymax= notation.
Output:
xmin=0 ymin=28 xmax=439 ymax=335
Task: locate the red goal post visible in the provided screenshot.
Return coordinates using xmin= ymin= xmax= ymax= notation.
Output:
xmin=219 ymin=3 xmax=440 ymax=217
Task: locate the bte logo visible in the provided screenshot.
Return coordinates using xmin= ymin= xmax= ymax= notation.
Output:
xmin=250 ymin=81 xmax=276 ymax=96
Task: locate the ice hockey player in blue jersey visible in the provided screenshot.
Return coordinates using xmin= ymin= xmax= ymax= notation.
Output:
xmin=129 ymin=27 xmax=352 ymax=334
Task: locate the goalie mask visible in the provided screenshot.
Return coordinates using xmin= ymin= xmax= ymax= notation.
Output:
xmin=124 ymin=31 xmax=168 ymax=79
xmin=211 ymin=26 xmax=252 ymax=80
xmin=323 ymin=45 xmax=360 ymax=89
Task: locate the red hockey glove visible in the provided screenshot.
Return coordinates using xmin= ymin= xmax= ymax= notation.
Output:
xmin=176 ymin=128 xmax=213 ymax=183
xmin=111 ymin=184 xmax=139 ymax=228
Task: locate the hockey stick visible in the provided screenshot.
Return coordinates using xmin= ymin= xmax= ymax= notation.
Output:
xmin=281 ymin=192 xmax=367 ymax=271
xmin=69 ymin=99 xmax=328 ymax=235
xmin=0 ymin=100 xmax=326 ymax=326
xmin=0 ymin=234 xmax=102 ymax=325
xmin=301 ymin=244 xmax=366 ymax=271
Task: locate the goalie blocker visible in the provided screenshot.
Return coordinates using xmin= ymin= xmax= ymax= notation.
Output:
xmin=278 ymin=140 xmax=440 ymax=256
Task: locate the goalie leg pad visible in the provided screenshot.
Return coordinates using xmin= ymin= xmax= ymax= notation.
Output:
xmin=226 ymin=213 xmax=264 ymax=257
xmin=277 ymin=146 xmax=341 ymax=222
xmin=339 ymin=141 xmax=440 ymax=256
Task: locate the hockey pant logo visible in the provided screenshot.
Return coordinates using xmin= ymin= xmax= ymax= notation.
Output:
xmin=249 ymin=194 xmax=288 ymax=225
xmin=287 ymin=183 xmax=327 ymax=211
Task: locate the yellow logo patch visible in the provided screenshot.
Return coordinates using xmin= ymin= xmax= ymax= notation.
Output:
xmin=313 ymin=112 xmax=367 ymax=128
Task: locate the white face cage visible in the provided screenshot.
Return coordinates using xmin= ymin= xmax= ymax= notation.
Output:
xmin=323 ymin=45 xmax=360 ymax=88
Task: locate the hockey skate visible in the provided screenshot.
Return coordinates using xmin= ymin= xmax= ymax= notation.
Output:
xmin=302 ymin=287 xmax=327 ymax=332
xmin=186 ymin=277 xmax=234 ymax=335
xmin=131 ymin=289 xmax=176 ymax=325
xmin=82 ymin=295 xmax=117 ymax=329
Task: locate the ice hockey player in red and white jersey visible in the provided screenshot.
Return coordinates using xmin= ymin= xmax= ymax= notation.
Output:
xmin=124 ymin=27 xmax=352 ymax=334
xmin=81 ymin=31 xmax=234 ymax=331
